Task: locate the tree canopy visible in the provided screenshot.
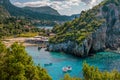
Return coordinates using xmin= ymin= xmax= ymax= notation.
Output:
xmin=0 ymin=42 xmax=52 ymax=80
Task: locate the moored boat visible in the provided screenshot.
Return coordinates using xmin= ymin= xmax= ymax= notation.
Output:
xmin=62 ymin=67 xmax=68 ymax=72
xmin=67 ymin=66 xmax=72 ymax=71
xmin=44 ymin=63 xmax=52 ymax=66
xmin=62 ymin=66 xmax=72 ymax=72
xmin=38 ymin=46 xmax=42 ymax=50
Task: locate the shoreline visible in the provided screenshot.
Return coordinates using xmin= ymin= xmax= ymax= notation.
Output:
xmin=2 ymin=37 xmax=39 ymax=47
xmin=2 ymin=37 xmax=120 ymax=55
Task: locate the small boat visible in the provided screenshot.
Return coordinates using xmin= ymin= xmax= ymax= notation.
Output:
xmin=44 ymin=63 xmax=52 ymax=66
xmin=38 ymin=46 xmax=42 ymax=50
xmin=62 ymin=67 xmax=68 ymax=72
xmin=62 ymin=66 xmax=72 ymax=72
xmin=67 ymin=66 xmax=72 ymax=71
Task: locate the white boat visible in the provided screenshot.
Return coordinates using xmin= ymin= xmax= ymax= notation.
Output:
xmin=67 ymin=66 xmax=72 ymax=71
xmin=62 ymin=66 xmax=72 ymax=72
xmin=62 ymin=67 xmax=68 ymax=72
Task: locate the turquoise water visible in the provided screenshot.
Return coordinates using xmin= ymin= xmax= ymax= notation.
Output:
xmin=26 ymin=46 xmax=120 ymax=80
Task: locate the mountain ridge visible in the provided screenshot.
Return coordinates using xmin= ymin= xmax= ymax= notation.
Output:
xmin=23 ymin=6 xmax=60 ymax=16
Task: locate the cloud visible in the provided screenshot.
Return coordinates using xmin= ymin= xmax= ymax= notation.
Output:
xmin=81 ymin=0 xmax=92 ymax=4
xmin=13 ymin=0 xmax=81 ymax=10
xmin=81 ymin=0 xmax=102 ymax=8
xmin=12 ymin=0 xmax=103 ymax=15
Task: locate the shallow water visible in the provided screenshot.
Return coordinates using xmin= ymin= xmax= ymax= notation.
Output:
xmin=26 ymin=46 xmax=120 ymax=80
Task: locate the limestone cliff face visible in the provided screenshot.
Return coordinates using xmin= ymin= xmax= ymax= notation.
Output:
xmin=47 ymin=3 xmax=120 ymax=57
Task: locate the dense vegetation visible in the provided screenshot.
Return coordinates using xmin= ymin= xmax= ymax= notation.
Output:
xmin=0 ymin=42 xmax=51 ymax=80
xmin=82 ymin=63 xmax=120 ymax=80
xmin=50 ymin=9 xmax=105 ymax=44
xmin=63 ymin=62 xmax=120 ymax=80
xmin=0 ymin=2 xmax=54 ymax=38
xmin=50 ymin=8 xmax=96 ymax=44
xmin=102 ymin=0 xmax=120 ymax=6
xmin=0 ymin=17 xmax=43 ymax=38
xmin=49 ymin=0 xmax=120 ymax=45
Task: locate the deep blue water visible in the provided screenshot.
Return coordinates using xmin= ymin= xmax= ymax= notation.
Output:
xmin=26 ymin=46 xmax=120 ymax=80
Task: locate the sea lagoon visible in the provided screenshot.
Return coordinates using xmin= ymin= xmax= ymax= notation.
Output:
xmin=26 ymin=46 xmax=120 ymax=80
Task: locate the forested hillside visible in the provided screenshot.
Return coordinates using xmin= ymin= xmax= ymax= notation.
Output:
xmin=0 ymin=1 xmax=47 ymax=38
xmin=0 ymin=0 xmax=70 ymax=21
xmin=24 ymin=6 xmax=60 ymax=16
xmin=48 ymin=0 xmax=120 ymax=57
xmin=0 ymin=17 xmax=43 ymax=38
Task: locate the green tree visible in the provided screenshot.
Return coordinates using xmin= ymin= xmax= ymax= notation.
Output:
xmin=63 ymin=74 xmax=81 ymax=80
xmin=0 ymin=42 xmax=52 ymax=80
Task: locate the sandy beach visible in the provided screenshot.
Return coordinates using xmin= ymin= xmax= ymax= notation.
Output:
xmin=2 ymin=37 xmax=38 ymax=47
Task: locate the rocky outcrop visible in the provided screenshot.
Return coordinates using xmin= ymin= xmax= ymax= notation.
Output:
xmin=47 ymin=3 xmax=120 ymax=57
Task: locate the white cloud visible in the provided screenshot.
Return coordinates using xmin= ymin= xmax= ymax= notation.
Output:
xmin=13 ymin=0 xmax=81 ymax=8
xmin=13 ymin=2 xmax=23 ymax=7
xmin=89 ymin=0 xmax=98 ymax=8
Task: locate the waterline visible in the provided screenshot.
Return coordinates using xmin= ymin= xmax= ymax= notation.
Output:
xmin=26 ymin=46 xmax=120 ymax=80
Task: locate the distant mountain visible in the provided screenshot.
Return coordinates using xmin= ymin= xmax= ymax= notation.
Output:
xmin=71 ymin=14 xmax=80 ymax=18
xmin=24 ymin=6 xmax=60 ymax=16
xmin=70 ymin=14 xmax=80 ymax=19
xmin=0 ymin=0 xmax=70 ymax=21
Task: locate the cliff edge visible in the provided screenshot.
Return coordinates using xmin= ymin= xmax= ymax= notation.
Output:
xmin=47 ymin=0 xmax=120 ymax=57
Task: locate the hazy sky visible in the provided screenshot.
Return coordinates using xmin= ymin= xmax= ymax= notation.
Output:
xmin=10 ymin=0 xmax=103 ymax=16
